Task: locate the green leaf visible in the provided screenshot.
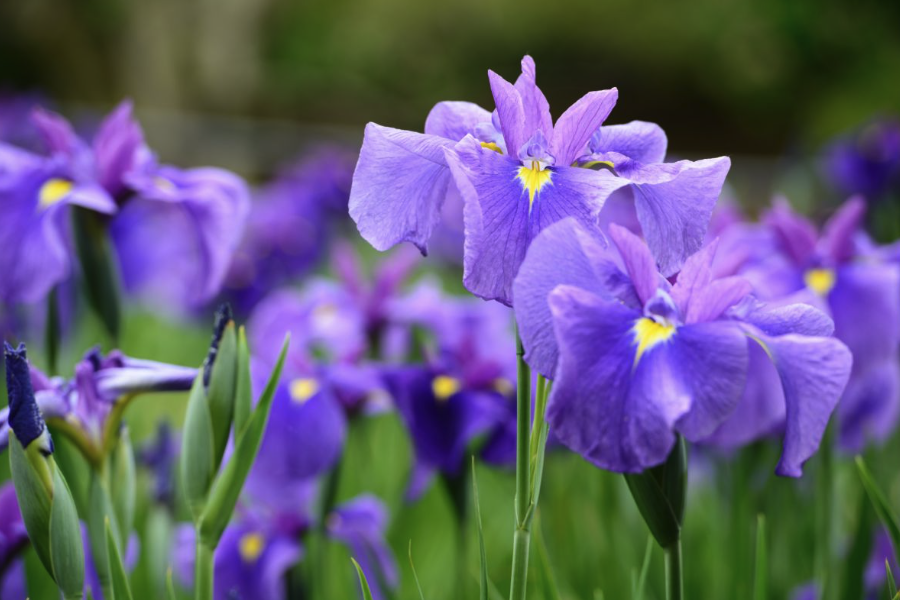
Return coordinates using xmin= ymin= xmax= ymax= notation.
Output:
xmin=408 ymin=541 xmax=426 ymax=600
xmin=753 ymin=514 xmax=767 ymax=600
xmin=9 ymin=431 xmax=54 ymax=578
xmin=198 ymin=335 xmax=289 ymax=546
xmin=887 ymin=559 xmax=897 ymax=599
xmin=88 ymin=472 xmax=120 ymax=599
xmin=351 ymin=557 xmax=375 ymax=600
xmin=207 ymin=321 xmax=238 ymax=468
xmin=471 ymin=458 xmax=488 ymax=600
xmin=166 ymin=568 xmax=178 ymax=600
xmin=534 ymin=517 xmax=562 ymax=600
xmin=180 ymin=373 xmax=216 ymax=518
xmin=841 ymin=491 xmax=873 ymax=600
xmin=856 ymin=457 xmax=900 ymax=567
xmin=106 ymin=517 xmax=134 ymax=600
xmin=109 ymin=428 xmax=136 ymax=549
xmin=233 ymin=326 xmax=252 ymax=436
xmin=72 ymin=206 xmax=121 ymax=343
xmin=623 ymin=436 xmax=686 ymax=549
xmin=633 ymin=536 xmax=653 ymax=600
xmin=49 ymin=466 xmax=85 ymax=599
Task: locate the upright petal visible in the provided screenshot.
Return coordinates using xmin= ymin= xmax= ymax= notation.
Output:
xmin=683 ymin=276 xmax=753 ymax=324
xmin=349 ymin=124 xmax=455 ymax=253
xmin=551 ymin=88 xmax=619 ymax=166
xmin=671 ymin=239 xmax=719 ymax=315
xmin=762 ymin=198 xmax=818 ymax=267
xmin=31 ymin=108 xmax=81 ymax=156
xmin=488 ymin=71 xmax=527 ymax=156
xmin=514 ymin=56 xmax=553 ymax=142
xmin=760 ymin=334 xmax=853 ymax=477
xmin=589 ymin=121 xmax=668 ymax=164
xmin=628 ymin=156 xmax=731 ymax=276
xmin=514 ymin=218 xmax=636 ymax=377
xmin=546 ymin=285 xmax=686 ymax=472
xmin=608 ymin=223 xmax=658 ymax=305
xmin=424 ymin=101 xmax=492 ymax=141
xmin=92 ymin=100 xmax=147 ymax=196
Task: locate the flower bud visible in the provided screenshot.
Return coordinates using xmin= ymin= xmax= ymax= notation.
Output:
xmin=4 ymin=342 xmax=85 ymax=598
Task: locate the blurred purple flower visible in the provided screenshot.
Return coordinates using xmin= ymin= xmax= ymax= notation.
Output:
xmin=350 ymin=55 xmax=730 ymax=305
xmin=514 ymin=218 xmax=851 ymax=475
xmin=0 ymin=482 xmax=27 ymax=600
xmin=826 ymin=118 xmax=900 ymax=200
xmin=138 ymin=421 xmax=180 ymax=508
xmin=864 ymin=529 xmax=900 ymax=596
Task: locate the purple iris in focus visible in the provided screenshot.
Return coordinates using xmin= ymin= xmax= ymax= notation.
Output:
xmin=826 ymin=118 xmax=900 ymax=201
xmin=0 ymin=345 xmax=196 ymax=453
xmin=350 ymin=55 xmax=731 ymax=305
xmin=0 ymin=101 xmax=249 ymax=311
xmin=514 ymin=218 xmax=852 ymax=476
xmin=715 ymin=197 xmax=900 ymax=451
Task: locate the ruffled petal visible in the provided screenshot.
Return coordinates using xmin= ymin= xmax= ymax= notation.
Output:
xmin=424 ymin=101 xmax=492 ymax=141
xmin=628 ymin=157 xmax=731 ymax=276
xmin=550 ymin=88 xmax=619 ymax=166
xmin=349 ymin=124 xmax=455 ymax=253
xmin=590 ymin=121 xmax=668 ymax=164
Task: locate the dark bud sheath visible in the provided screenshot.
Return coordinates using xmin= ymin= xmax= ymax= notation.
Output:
xmin=4 ymin=342 xmax=50 ymax=452
xmin=203 ymin=304 xmax=234 ymax=390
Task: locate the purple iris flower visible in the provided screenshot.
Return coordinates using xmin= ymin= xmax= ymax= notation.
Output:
xmin=224 ymin=148 xmax=355 ymax=314
xmin=825 ymin=118 xmax=900 ymax=200
xmin=0 ymin=101 xmax=249 ymax=310
xmin=138 ymin=421 xmax=180 ymax=508
xmin=715 ymin=197 xmax=900 ymax=451
xmin=514 ymin=218 xmax=852 ymax=476
xmin=350 ymin=55 xmax=731 ymax=305
xmin=0 ymin=345 xmax=196 ymax=452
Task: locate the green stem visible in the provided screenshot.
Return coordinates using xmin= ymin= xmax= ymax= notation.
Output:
xmin=509 ymin=330 xmax=532 ymax=600
xmin=665 ymin=540 xmax=683 ymax=600
xmin=195 ymin=540 xmax=214 ymax=600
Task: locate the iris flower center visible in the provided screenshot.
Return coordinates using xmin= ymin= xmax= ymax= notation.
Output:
xmin=239 ymin=532 xmax=266 ymax=563
xmin=516 ymin=162 xmax=552 ymax=212
xmin=804 ymin=268 xmax=836 ymax=296
xmin=432 ymin=375 xmax=461 ymax=401
xmin=632 ymin=318 xmax=677 ymax=366
xmin=37 ymin=178 xmax=73 ymax=210
xmin=289 ymin=378 xmax=319 ymax=403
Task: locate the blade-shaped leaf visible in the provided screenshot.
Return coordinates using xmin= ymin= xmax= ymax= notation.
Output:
xmin=408 ymin=541 xmax=426 ymax=600
xmin=534 ymin=517 xmax=562 ymax=600
xmin=856 ymin=457 xmax=900 ymax=566
xmin=351 ymin=557 xmax=375 ymax=600
xmin=472 ymin=458 xmax=488 ymax=600
xmin=109 ymin=428 xmax=136 ymax=550
xmin=88 ymin=472 xmax=120 ymax=599
xmin=72 ymin=206 xmax=121 ymax=343
xmin=633 ymin=536 xmax=653 ymax=600
xmin=841 ymin=492 xmax=873 ymax=600
xmin=166 ymin=568 xmax=178 ymax=600
xmin=233 ymin=326 xmax=252 ymax=436
xmin=753 ymin=514 xmax=767 ymax=600
xmin=49 ymin=467 xmax=85 ymax=599
xmin=105 ymin=517 xmax=134 ymax=600
xmin=887 ymin=559 xmax=897 ymax=599
xmin=179 ymin=373 xmax=216 ymax=519
xmin=207 ymin=321 xmax=237 ymax=468
xmin=198 ymin=335 xmax=289 ymax=546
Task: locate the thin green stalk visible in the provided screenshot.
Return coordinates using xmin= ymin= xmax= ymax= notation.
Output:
xmin=664 ymin=540 xmax=683 ymax=600
xmin=195 ymin=540 xmax=214 ymax=600
xmin=509 ymin=330 xmax=532 ymax=600
xmin=816 ymin=426 xmax=835 ymax=600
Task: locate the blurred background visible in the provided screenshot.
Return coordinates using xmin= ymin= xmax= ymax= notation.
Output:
xmin=2 ymin=1 xmax=900 ymax=599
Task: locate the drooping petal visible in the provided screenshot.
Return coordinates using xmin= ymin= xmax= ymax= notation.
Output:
xmin=213 ymin=525 xmax=302 ymax=600
xmin=759 ymin=334 xmax=852 ymax=477
xmin=589 ymin=121 xmax=668 ymax=164
xmin=488 ymin=70 xmax=527 ymax=157
xmin=546 ymin=285 xmax=686 ymax=472
xmin=837 ymin=357 xmax=900 ymax=452
xmin=448 ymin=137 xmax=628 ymax=305
xmin=608 ymin=223 xmax=658 ymax=305
xmin=740 ymin=302 xmax=835 ymax=337
xmin=513 ymin=56 xmax=553 ymax=142
xmin=627 ymin=156 xmax=731 ymax=276
xmin=762 ymin=198 xmax=819 ymax=267
xmin=551 ymin=88 xmax=619 ymax=166
xmin=424 ymin=101 xmax=492 ymax=141
xmin=514 ymin=218 xmax=636 ymax=377
xmin=819 ymin=196 xmax=866 ymax=263
xmin=349 ymin=124 xmax=455 ymax=253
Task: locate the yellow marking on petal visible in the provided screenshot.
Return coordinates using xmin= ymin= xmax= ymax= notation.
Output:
xmin=633 ymin=318 xmax=676 ymax=366
xmin=38 ymin=178 xmax=73 ymax=209
xmin=312 ymin=303 xmax=339 ymax=329
xmin=804 ymin=268 xmax=836 ymax=296
xmin=432 ymin=375 xmax=461 ymax=401
xmin=578 ymin=160 xmax=615 ymax=170
xmin=239 ymin=532 xmax=265 ymax=563
xmin=493 ymin=377 xmax=514 ymax=397
xmin=154 ymin=176 xmax=176 ymax=193
xmin=516 ymin=164 xmax=552 ymax=211
xmin=480 ymin=142 xmax=503 ymax=154
xmin=289 ymin=378 xmax=319 ymax=404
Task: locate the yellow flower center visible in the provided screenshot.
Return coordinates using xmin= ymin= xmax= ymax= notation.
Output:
xmin=432 ymin=375 xmax=461 ymax=401
xmin=516 ymin=162 xmax=552 ymax=212
xmin=804 ymin=268 xmax=836 ymax=296
xmin=492 ymin=377 xmax=514 ymax=397
xmin=37 ymin=178 xmax=73 ymax=209
xmin=289 ymin=378 xmax=319 ymax=404
xmin=239 ymin=532 xmax=265 ymax=563
xmin=633 ymin=318 xmax=677 ymax=366
xmin=480 ymin=141 xmax=503 ymax=154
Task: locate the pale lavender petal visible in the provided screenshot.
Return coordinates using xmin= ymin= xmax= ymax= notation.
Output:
xmin=551 ymin=88 xmax=618 ymax=166
xmin=740 ymin=302 xmax=835 ymax=338
xmin=488 ymin=70 xmax=527 ymax=156
xmin=589 ymin=121 xmax=668 ymax=164
xmin=671 ymin=239 xmax=719 ymax=315
xmin=628 ymin=157 xmax=731 ymax=276
xmin=608 ymin=223 xmax=658 ymax=305
xmin=424 ymin=101 xmax=492 ymax=141
xmin=514 ymin=56 xmax=553 ymax=142
xmin=762 ymin=198 xmax=818 ymax=266
xmin=683 ymin=276 xmax=752 ymax=324
xmin=349 ymin=124 xmax=455 ymax=253
xmin=67 ymin=183 xmax=117 ymax=214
